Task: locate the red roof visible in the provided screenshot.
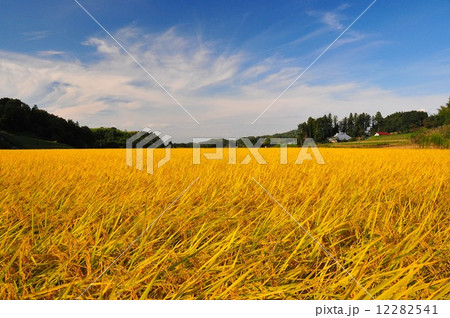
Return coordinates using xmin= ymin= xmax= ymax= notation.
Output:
xmin=377 ymin=132 xmax=390 ymax=135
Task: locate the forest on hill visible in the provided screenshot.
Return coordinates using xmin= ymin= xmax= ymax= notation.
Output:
xmin=297 ymin=99 xmax=449 ymax=143
xmin=0 ymin=98 xmax=158 ymax=148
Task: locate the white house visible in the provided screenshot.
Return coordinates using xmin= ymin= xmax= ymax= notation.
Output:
xmin=333 ymin=132 xmax=351 ymax=141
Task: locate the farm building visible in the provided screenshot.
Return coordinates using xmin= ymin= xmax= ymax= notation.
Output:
xmin=374 ymin=132 xmax=390 ymax=136
xmin=333 ymin=132 xmax=352 ymax=141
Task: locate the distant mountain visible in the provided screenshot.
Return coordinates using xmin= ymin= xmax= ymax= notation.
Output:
xmin=173 ymin=129 xmax=299 ymax=148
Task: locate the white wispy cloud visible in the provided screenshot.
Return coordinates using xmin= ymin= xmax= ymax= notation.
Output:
xmin=22 ymin=31 xmax=50 ymax=41
xmin=321 ymin=12 xmax=345 ymax=30
xmin=0 ymin=26 xmax=445 ymax=141
xmin=37 ymin=50 xmax=67 ymax=57
xmin=308 ymin=9 xmax=345 ymax=31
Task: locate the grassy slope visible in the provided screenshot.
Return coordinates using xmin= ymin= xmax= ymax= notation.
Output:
xmin=0 ymin=131 xmax=72 ymax=149
xmin=320 ymin=133 xmax=412 ymax=148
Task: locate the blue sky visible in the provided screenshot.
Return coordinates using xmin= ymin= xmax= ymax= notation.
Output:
xmin=1 ymin=0 xmax=449 ymax=140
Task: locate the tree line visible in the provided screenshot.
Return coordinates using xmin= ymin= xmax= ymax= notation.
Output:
xmin=1 ymin=96 xmax=448 ymax=148
xmin=297 ymin=98 xmax=449 ymax=143
xmin=0 ymin=98 xmax=155 ymax=148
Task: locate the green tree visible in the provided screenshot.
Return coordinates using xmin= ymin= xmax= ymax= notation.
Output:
xmin=372 ymin=111 xmax=384 ymax=132
xmin=348 ymin=113 xmax=354 ymax=137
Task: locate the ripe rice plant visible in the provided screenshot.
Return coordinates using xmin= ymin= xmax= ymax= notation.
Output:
xmin=0 ymin=148 xmax=448 ymax=299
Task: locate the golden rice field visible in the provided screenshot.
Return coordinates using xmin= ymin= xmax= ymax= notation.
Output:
xmin=0 ymin=148 xmax=449 ymax=300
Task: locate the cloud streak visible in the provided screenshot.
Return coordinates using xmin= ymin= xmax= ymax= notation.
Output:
xmin=37 ymin=50 xmax=67 ymax=57
xmin=22 ymin=31 xmax=50 ymax=41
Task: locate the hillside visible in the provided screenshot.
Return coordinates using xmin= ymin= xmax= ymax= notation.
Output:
xmin=0 ymin=131 xmax=72 ymax=149
xmin=320 ymin=133 xmax=412 ymax=148
xmin=0 ymin=97 xmax=163 ymax=149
